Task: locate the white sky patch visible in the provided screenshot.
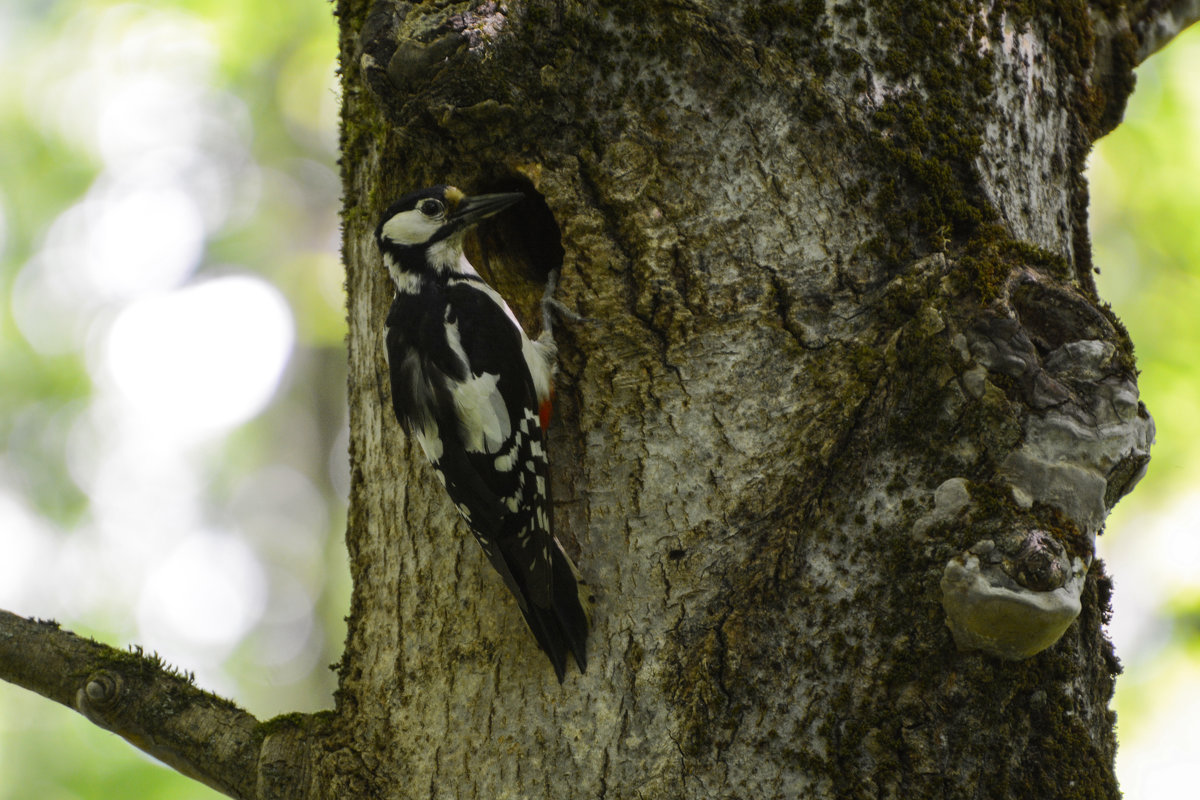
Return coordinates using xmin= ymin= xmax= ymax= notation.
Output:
xmin=22 ymin=6 xmax=217 ymax=158
xmin=1099 ymin=490 xmax=1200 ymax=662
xmin=249 ymin=567 xmax=319 ymax=673
xmin=137 ymin=530 xmax=267 ymax=662
xmin=0 ymin=188 xmax=8 ymax=259
xmin=100 ymin=76 xmax=209 ymax=165
xmin=1114 ymin=658 xmax=1200 ymax=800
xmin=104 ymin=275 xmax=295 ymax=440
xmin=84 ymin=182 xmax=206 ymax=298
xmin=0 ymin=490 xmax=56 ymax=612
xmin=97 ymin=82 xmax=258 ymax=233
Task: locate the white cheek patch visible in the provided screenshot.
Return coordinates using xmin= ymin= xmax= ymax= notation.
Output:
xmin=381 ymin=208 xmax=442 ymax=246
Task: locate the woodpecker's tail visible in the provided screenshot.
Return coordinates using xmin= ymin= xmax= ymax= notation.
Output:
xmin=500 ymin=534 xmax=591 ymax=683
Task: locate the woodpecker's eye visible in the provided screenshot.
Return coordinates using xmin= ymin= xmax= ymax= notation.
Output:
xmin=418 ymin=199 xmax=445 ymax=218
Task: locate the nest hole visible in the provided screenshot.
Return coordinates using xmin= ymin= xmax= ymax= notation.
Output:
xmin=468 ymin=174 xmax=565 ymax=285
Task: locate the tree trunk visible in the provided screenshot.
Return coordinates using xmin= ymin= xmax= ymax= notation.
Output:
xmin=330 ymin=0 xmax=1161 ymax=797
xmin=5 ymin=1 xmax=1193 ymax=798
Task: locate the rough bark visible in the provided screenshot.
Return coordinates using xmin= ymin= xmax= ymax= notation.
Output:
xmin=4 ymin=1 xmax=1199 ymax=798
xmin=334 ymin=1 xmax=1161 ymax=798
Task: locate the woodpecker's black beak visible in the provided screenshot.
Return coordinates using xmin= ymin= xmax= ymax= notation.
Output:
xmin=450 ymin=192 xmax=525 ymax=229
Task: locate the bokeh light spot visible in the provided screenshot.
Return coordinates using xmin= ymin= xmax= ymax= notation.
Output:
xmin=137 ymin=531 xmax=267 ymax=654
xmin=104 ymin=275 xmax=294 ymax=438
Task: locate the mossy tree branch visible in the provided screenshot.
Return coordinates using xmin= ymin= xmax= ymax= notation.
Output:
xmin=0 ymin=609 xmax=274 ymax=800
xmin=1128 ymin=0 xmax=1200 ymax=61
xmin=1090 ymin=0 xmax=1200 ymax=134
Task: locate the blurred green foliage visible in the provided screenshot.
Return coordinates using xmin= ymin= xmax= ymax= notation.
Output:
xmin=1093 ymin=26 xmax=1200 ymax=502
xmin=1090 ymin=25 xmax=1200 ymax=800
xmin=1 ymin=0 xmax=343 ymax=797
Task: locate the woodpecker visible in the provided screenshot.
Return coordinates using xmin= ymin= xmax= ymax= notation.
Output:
xmin=375 ymin=185 xmax=589 ymax=682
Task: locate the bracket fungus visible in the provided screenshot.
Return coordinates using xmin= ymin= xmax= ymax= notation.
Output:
xmin=934 ymin=277 xmax=1153 ymax=660
xmin=941 ymin=539 xmax=1087 ymax=660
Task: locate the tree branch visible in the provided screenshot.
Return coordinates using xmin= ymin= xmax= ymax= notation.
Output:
xmin=1089 ymin=1 xmax=1198 ymax=137
xmin=1130 ymin=0 xmax=1200 ymax=63
xmin=0 ymin=609 xmax=263 ymax=800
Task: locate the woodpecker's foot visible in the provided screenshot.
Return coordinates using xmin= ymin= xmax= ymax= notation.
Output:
xmin=541 ymin=269 xmax=590 ymax=336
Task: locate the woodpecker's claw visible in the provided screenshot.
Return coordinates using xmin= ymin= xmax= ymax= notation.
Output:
xmin=541 ymin=269 xmax=590 ymax=338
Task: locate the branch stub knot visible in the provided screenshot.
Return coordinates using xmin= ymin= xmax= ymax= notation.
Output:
xmin=77 ymin=670 xmax=125 ymax=715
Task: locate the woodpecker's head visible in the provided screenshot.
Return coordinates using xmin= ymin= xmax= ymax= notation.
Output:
xmin=376 ymin=185 xmax=524 ymax=276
